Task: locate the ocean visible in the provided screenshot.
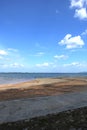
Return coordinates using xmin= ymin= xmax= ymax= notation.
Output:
xmin=0 ymin=72 xmax=87 ymax=85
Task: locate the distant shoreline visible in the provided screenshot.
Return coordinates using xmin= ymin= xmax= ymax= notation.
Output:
xmin=0 ymin=72 xmax=87 ymax=85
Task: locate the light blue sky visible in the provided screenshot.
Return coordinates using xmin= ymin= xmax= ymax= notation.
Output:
xmin=0 ymin=0 xmax=87 ymax=72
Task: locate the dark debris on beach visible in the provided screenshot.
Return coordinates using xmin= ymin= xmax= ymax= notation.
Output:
xmin=1 ymin=107 xmax=87 ymax=130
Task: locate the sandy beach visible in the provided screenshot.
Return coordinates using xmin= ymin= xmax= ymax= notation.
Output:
xmin=0 ymin=77 xmax=87 ymax=101
xmin=0 ymin=77 xmax=87 ymax=126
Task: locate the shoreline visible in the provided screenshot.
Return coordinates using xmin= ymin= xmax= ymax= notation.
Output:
xmin=0 ymin=77 xmax=87 ymax=101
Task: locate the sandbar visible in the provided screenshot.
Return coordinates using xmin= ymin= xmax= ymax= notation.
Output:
xmin=0 ymin=77 xmax=87 ymax=101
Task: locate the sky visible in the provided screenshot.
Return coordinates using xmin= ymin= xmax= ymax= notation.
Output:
xmin=0 ymin=0 xmax=87 ymax=72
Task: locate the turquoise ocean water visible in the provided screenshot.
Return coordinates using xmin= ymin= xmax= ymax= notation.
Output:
xmin=0 ymin=73 xmax=87 ymax=85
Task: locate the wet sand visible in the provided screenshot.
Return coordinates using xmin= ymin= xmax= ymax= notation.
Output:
xmin=0 ymin=77 xmax=87 ymax=101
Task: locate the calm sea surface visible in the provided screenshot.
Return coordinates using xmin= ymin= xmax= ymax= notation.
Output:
xmin=0 ymin=73 xmax=87 ymax=85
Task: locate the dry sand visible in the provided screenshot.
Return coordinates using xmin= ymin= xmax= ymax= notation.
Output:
xmin=0 ymin=77 xmax=87 ymax=101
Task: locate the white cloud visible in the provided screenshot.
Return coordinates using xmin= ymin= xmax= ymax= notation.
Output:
xmin=70 ymin=0 xmax=87 ymax=19
xmin=35 ymin=52 xmax=45 ymax=56
xmin=54 ymin=55 xmax=68 ymax=59
xmin=75 ymin=8 xmax=87 ymax=19
xmin=7 ymin=48 xmax=18 ymax=52
xmin=36 ymin=62 xmax=49 ymax=67
xmin=81 ymin=29 xmax=87 ymax=35
xmin=64 ymin=62 xmax=86 ymax=67
xmin=3 ymin=63 xmax=24 ymax=68
xmin=58 ymin=34 xmax=84 ymax=49
xmin=0 ymin=47 xmax=25 ymax=71
xmin=70 ymin=0 xmax=86 ymax=8
xmin=10 ymin=63 xmax=24 ymax=68
xmin=0 ymin=50 xmax=8 ymax=55
xmin=29 ymin=52 xmax=45 ymax=57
